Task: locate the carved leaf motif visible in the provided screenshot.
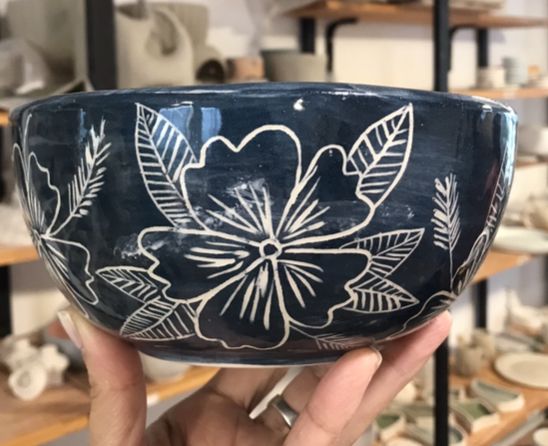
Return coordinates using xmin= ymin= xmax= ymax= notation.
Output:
xmin=97 ymin=266 xmax=165 ymax=303
xmin=342 ymin=229 xmax=424 ymax=277
xmin=121 ymin=298 xmax=195 ymax=341
xmin=346 ymin=104 xmax=414 ymax=207
xmin=135 ymin=104 xmax=197 ymax=226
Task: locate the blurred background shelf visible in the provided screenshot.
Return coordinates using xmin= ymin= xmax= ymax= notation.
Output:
xmin=0 ymin=366 xmax=218 ymax=446
xmin=0 ymin=245 xmax=39 ymax=268
xmin=451 ymin=365 xmax=548 ymax=446
xmin=472 ymin=251 xmax=534 ymax=284
xmin=288 ymin=0 xmax=548 ymax=28
xmin=0 ymin=111 xmax=8 ymax=128
xmin=453 ymin=87 xmax=548 ymax=100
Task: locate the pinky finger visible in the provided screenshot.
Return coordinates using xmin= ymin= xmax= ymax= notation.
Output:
xmin=284 ymin=348 xmax=382 ymax=446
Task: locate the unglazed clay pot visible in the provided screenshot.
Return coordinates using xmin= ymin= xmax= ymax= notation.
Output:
xmin=12 ymin=83 xmax=516 ymax=365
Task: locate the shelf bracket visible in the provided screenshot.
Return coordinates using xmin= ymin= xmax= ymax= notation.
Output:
xmin=299 ymin=18 xmax=317 ymax=53
xmin=325 ymin=18 xmax=358 ymax=75
xmin=0 ymin=266 xmax=12 ymax=338
xmin=448 ymin=25 xmax=489 ymax=71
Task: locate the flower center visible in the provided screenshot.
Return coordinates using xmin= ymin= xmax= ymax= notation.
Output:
xmin=259 ymin=238 xmax=282 ymax=260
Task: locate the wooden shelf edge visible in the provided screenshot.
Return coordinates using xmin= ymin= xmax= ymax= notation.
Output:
xmin=452 ymin=87 xmax=548 ymax=100
xmin=0 ymin=245 xmax=39 ymax=267
xmin=0 ymin=111 xmax=8 ymax=128
xmin=471 ymin=250 xmax=534 ymax=284
xmin=287 ymin=0 xmax=548 ymax=29
xmin=516 ymin=158 xmax=548 ymax=168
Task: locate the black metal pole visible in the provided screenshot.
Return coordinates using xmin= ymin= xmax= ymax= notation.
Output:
xmin=325 ymin=19 xmax=357 ymax=74
xmin=0 ymin=128 xmax=5 ymax=201
xmin=475 ymin=280 xmax=488 ymax=328
xmin=299 ymin=18 xmax=317 ymax=53
xmin=434 ymin=0 xmax=450 ymax=92
xmin=476 ymin=29 xmax=489 ymax=68
xmin=85 ymin=0 xmax=117 ymax=89
xmin=433 ymin=1 xmax=450 ymax=445
xmin=0 ymin=266 xmax=12 ymax=337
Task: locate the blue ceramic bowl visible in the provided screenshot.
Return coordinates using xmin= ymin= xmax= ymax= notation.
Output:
xmin=12 ymin=83 xmax=516 ymax=365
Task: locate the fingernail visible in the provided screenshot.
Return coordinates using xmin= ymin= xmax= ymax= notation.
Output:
xmin=57 ymin=310 xmax=83 ymax=350
xmin=370 ymin=346 xmax=383 ymax=368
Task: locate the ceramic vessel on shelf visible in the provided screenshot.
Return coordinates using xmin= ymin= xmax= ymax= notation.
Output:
xmin=12 ymin=83 xmax=516 ymax=365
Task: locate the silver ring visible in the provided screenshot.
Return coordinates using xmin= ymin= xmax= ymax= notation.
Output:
xmin=269 ymin=394 xmax=299 ymax=428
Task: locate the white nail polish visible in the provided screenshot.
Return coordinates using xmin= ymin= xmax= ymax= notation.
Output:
xmin=57 ymin=310 xmax=83 ymax=350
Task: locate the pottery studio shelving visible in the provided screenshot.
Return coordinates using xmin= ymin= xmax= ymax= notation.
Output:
xmin=0 ymin=2 xmax=547 ymax=446
xmin=0 ymin=366 xmax=218 ymax=446
xmin=288 ymin=1 xmax=548 ymax=445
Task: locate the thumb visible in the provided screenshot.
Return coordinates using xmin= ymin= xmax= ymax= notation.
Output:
xmin=58 ymin=309 xmax=147 ymax=446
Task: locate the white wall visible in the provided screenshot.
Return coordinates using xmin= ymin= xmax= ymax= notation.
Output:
xmin=4 ymin=0 xmax=547 ymax=443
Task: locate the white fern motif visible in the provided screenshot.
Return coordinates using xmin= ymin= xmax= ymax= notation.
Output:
xmin=346 ymin=104 xmax=414 ymax=206
xmin=97 ymin=266 xmax=165 ymax=303
xmin=135 ymin=104 xmax=197 ymax=227
xmin=52 ymin=121 xmax=111 ymax=236
xmin=431 ymin=174 xmax=461 ymax=252
xmin=343 ymin=229 xmax=424 ymax=277
xmin=431 ymin=173 xmax=461 ymax=279
xmin=451 ymin=160 xmax=509 ymax=294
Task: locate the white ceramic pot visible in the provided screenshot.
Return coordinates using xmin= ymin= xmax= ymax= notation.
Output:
xmin=534 ymin=428 xmax=548 ymax=446
xmin=115 ymin=7 xmax=194 ymax=88
xmin=518 ymin=125 xmax=548 ymax=157
xmin=477 ymin=66 xmax=506 ymax=89
xmin=6 ymin=0 xmax=76 ymax=72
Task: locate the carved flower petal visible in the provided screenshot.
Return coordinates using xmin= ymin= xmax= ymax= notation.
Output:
xmin=279 ymin=146 xmax=373 ymax=247
xmin=182 ymin=126 xmax=302 ymax=240
xmin=195 ymin=262 xmax=289 ymax=349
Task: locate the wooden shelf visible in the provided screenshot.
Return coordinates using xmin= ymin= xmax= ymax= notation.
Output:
xmin=288 ymin=1 xmax=548 ymax=28
xmin=451 ymin=364 xmax=548 ymax=446
xmin=0 ymin=366 xmax=218 ymax=446
xmin=453 ymin=87 xmax=548 ymax=100
xmin=0 ymin=245 xmax=39 ymax=268
xmin=472 ymin=250 xmax=533 ymax=284
xmin=516 ymin=158 xmax=548 ymax=168
xmin=0 ymin=111 xmax=8 ymax=128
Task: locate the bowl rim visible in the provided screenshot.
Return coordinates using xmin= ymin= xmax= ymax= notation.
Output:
xmin=10 ymin=82 xmax=515 ymax=122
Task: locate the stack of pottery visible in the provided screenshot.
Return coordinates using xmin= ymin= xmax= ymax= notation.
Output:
xmin=262 ymin=49 xmax=327 ymax=82
xmin=0 ymin=337 xmax=69 ymax=401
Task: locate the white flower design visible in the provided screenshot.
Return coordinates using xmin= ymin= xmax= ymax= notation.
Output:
xmin=117 ymin=103 xmax=420 ymax=350
xmin=14 ymin=116 xmax=110 ymax=314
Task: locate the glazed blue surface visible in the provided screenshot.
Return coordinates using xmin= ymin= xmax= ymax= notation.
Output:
xmin=12 ymin=83 xmax=516 ymax=365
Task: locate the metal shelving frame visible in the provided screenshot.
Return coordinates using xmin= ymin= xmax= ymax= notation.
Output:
xmin=296 ymin=1 xmax=493 ymax=443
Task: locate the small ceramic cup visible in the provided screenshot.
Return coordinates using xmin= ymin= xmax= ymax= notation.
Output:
xmin=262 ymin=50 xmax=327 ymax=82
xmin=455 ymin=343 xmax=485 ymax=377
xmin=477 ymin=66 xmax=506 ymax=89
xmin=472 ymin=329 xmax=497 ymax=361
xmin=534 ymin=428 xmax=548 ymax=446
